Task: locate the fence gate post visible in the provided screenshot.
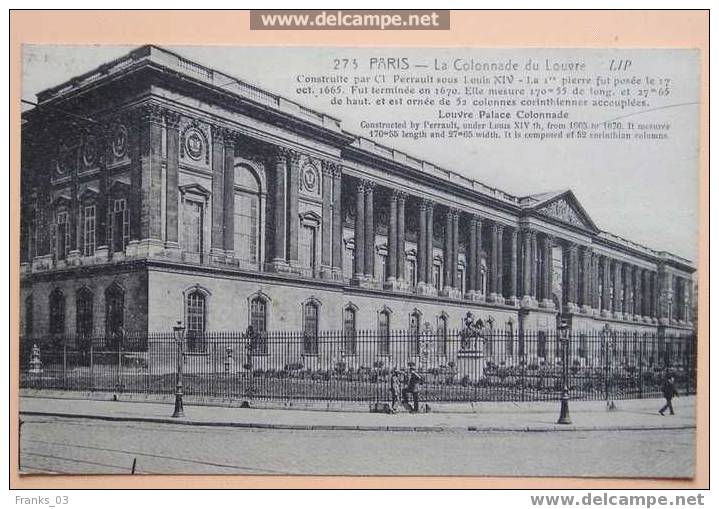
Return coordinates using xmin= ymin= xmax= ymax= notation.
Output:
xmin=63 ymin=344 xmax=67 ymax=390
xmin=638 ymin=338 xmax=643 ymax=399
xmin=89 ymin=344 xmax=94 ymax=392
xmin=117 ymin=342 xmax=122 ymax=394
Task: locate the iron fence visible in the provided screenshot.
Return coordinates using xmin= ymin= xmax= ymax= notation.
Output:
xmin=19 ymin=329 xmax=697 ymax=403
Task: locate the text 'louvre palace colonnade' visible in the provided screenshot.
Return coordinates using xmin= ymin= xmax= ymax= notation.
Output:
xmin=20 ymin=45 xmax=695 ymax=345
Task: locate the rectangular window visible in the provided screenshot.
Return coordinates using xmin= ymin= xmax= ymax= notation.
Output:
xmin=182 ymin=200 xmax=203 ymax=253
xmin=458 ymin=267 xmax=465 ymax=295
xmin=234 ymin=193 xmax=259 ymax=265
xmin=433 ymin=263 xmax=442 ymax=291
xmin=112 ymin=199 xmax=129 ymax=252
xmin=407 ymin=258 xmax=417 ymax=287
xmin=56 ymin=211 xmax=69 ymax=260
xmin=377 ymin=253 xmax=387 ymax=283
xmin=83 ymin=205 xmax=96 ymax=256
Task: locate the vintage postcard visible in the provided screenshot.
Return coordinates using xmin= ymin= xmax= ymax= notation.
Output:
xmin=11 ymin=10 xmax=707 ymax=491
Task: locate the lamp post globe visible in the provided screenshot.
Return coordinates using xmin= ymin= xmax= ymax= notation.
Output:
xmin=172 ymin=321 xmax=186 ymax=418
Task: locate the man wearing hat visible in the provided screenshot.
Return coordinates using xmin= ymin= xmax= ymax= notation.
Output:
xmin=402 ymin=362 xmax=424 ymax=413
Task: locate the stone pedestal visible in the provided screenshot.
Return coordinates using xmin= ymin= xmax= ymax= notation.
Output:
xmin=456 ymin=350 xmax=485 ymax=382
xmin=539 ymin=298 xmax=555 ymax=309
xmin=415 ymin=283 xmax=437 ymax=296
xmin=94 ymin=245 xmax=110 ymax=263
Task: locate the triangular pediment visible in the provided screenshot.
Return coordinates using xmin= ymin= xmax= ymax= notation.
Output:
xmin=523 ymin=190 xmax=599 ymax=232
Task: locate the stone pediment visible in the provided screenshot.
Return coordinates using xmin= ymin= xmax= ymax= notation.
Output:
xmin=525 ymin=190 xmax=598 ymax=232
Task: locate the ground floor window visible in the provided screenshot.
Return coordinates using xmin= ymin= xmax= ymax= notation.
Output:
xmin=303 ymin=301 xmax=319 ymax=354
xmin=76 ymin=288 xmax=94 ymax=337
xmin=343 ymin=307 xmax=357 ymax=355
xmin=186 ymin=290 xmax=207 ymax=351
xmin=378 ymin=310 xmax=390 ymax=355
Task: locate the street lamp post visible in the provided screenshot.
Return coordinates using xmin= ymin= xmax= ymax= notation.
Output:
xmin=557 ymin=320 xmax=572 ymax=424
xmin=172 ymin=321 xmax=186 ymax=418
xmin=602 ymin=323 xmax=616 ymax=411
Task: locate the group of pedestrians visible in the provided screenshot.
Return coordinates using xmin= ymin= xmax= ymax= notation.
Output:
xmin=389 ymin=362 xmax=424 ymax=413
xmin=385 ymin=365 xmax=681 ymax=416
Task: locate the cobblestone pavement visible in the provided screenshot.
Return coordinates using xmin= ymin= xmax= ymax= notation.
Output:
xmin=19 ymin=415 xmax=695 ymax=477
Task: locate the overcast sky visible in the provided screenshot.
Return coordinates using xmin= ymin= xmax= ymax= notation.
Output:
xmin=22 ymin=45 xmax=699 ymax=262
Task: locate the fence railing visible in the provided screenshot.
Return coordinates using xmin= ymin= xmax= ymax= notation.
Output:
xmin=19 ymin=329 xmax=697 ymax=404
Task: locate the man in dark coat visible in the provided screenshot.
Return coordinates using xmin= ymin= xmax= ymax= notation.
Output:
xmin=659 ymin=375 xmax=679 ymax=415
xmin=402 ymin=362 xmax=424 ymax=413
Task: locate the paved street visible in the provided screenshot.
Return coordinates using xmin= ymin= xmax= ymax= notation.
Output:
xmin=19 ymin=415 xmax=694 ymax=477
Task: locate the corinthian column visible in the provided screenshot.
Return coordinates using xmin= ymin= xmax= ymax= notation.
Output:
xmin=507 ymin=227 xmax=518 ymax=305
xmin=353 ymin=181 xmax=365 ymax=281
xmin=521 ymin=228 xmax=533 ymax=306
xmin=270 ymin=148 xmax=289 ymax=271
xmin=417 ymin=200 xmax=427 ymax=287
xmin=364 ymin=181 xmax=375 ymax=280
xmin=467 ymin=216 xmax=477 ymax=298
xmin=331 ymin=165 xmax=343 ymax=278
xmin=442 ymin=208 xmax=453 ymax=296
xmin=385 ymin=190 xmax=398 ymax=287
xmin=396 ymin=192 xmax=406 ymax=286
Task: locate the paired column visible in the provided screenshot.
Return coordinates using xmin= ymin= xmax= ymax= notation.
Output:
xmin=580 ymin=247 xmax=592 ymax=312
xmin=442 ymin=209 xmax=455 ymax=295
xmin=565 ymin=244 xmax=579 ymax=311
xmin=424 ymin=201 xmax=435 ymax=290
xmin=287 ymin=151 xmax=301 ymax=265
xmin=331 ymin=165 xmax=343 ymax=277
xmin=600 ymin=256 xmax=612 ymax=316
xmin=467 ymin=216 xmax=478 ymax=296
xmin=507 ymin=227 xmax=518 ymax=304
xmin=363 ymin=181 xmax=375 ymax=279
xmin=521 ymin=228 xmax=534 ymax=305
xmin=642 ymin=269 xmax=652 ymax=319
xmin=385 ymin=190 xmax=407 ymax=289
xmin=623 ymin=264 xmax=634 ymax=317
xmin=633 ymin=266 xmax=643 ymax=320
xmin=488 ymin=222 xmax=504 ymax=303
xmin=612 ymin=260 xmax=623 ymax=316
xmin=351 ymin=179 xmax=375 ymax=283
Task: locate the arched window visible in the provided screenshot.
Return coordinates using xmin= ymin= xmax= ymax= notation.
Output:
xmin=49 ymin=288 xmax=65 ymax=335
xmin=76 ymin=288 xmax=94 ymax=338
xmin=378 ymin=308 xmax=391 ymax=355
xmin=24 ymin=295 xmax=33 ymax=337
xmin=249 ymin=296 xmax=268 ymax=354
xmin=303 ymin=300 xmax=319 ymax=354
xmin=409 ymin=310 xmax=421 ymax=355
xmin=105 ymin=284 xmax=125 ymax=345
xmin=437 ymin=314 xmax=448 ymax=356
xmin=234 ymin=165 xmax=261 ymax=267
xmin=343 ymin=305 xmax=357 ymax=355
xmin=186 ymin=290 xmax=207 ymax=352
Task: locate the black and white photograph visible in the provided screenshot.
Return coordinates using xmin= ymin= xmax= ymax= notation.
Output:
xmin=18 ymin=43 xmax=699 ymax=478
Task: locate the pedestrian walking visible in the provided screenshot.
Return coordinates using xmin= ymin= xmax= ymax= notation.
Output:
xmin=390 ymin=368 xmax=404 ymax=413
xmin=402 ymin=362 xmax=424 ymax=413
xmin=659 ymin=374 xmax=679 ymax=415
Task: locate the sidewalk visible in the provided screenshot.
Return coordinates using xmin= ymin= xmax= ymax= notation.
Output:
xmin=19 ymin=391 xmax=696 ymax=433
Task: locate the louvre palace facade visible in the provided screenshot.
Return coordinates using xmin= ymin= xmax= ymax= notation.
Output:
xmin=20 ymin=45 xmax=695 ymax=347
